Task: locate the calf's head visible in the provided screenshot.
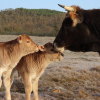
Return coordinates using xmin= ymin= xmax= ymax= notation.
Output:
xmin=17 ymin=34 xmax=39 ymax=56
xmin=39 ymin=42 xmax=64 ymax=62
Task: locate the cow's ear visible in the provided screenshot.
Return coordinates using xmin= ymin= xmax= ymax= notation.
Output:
xmin=17 ymin=35 xmax=22 ymax=43
xmin=39 ymin=45 xmax=45 ymax=51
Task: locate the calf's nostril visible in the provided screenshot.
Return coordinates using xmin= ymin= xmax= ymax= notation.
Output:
xmin=61 ymin=53 xmax=64 ymax=57
xmin=35 ymin=45 xmax=39 ymax=52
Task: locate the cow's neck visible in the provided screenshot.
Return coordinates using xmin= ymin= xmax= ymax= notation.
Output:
xmin=3 ymin=39 xmax=23 ymax=64
xmin=32 ymin=52 xmax=51 ymax=69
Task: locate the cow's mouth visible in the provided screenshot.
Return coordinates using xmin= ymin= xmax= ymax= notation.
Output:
xmin=53 ymin=43 xmax=65 ymax=52
xmin=61 ymin=53 xmax=64 ymax=59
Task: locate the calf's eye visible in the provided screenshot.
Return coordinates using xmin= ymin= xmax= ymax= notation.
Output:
xmin=27 ymin=41 xmax=30 ymax=43
xmin=50 ymin=49 xmax=58 ymax=53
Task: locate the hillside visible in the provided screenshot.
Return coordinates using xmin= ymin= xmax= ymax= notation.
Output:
xmin=0 ymin=8 xmax=66 ymax=36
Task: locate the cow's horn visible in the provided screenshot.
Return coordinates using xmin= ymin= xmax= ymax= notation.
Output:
xmin=58 ymin=4 xmax=74 ymax=12
xmin=58 ymin=4 xmax=65 ymax=8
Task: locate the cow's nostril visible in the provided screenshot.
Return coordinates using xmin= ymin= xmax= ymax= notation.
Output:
xmin=35 ymin=45 xmax=39 ymax=52
xmin=37 ymin=45 xmax=39 ymax=48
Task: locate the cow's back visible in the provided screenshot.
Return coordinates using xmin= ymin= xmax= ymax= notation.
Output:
xmin=16 ymin=51 xmax=47 ymax=77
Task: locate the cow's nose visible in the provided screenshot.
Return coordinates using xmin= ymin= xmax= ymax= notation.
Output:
xmin=35 ymin=45 xmax=39 ymax=52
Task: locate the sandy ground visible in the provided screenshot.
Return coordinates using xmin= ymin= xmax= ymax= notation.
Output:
xmin=0 ymin=35 xmax=100 ymax=100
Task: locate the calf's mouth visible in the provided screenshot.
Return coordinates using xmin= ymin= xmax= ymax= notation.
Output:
xmin=61 ymin=53 xmax=64 ymax=57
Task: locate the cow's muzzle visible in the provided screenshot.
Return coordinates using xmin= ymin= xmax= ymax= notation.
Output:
xmin=53 ymin=43 xmax=65 ymax=52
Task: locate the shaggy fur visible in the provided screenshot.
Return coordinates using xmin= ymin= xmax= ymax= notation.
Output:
xmin=53 ymin=5 xmax=100 ymax=53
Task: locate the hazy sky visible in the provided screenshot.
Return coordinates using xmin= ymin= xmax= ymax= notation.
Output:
xmin=0 ymin=0 xmax=100 ymax=12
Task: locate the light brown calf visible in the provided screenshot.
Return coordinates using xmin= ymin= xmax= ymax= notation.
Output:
xmin=11 ymin=42 xmax=64 ymax=100
xmin=0 ymin=34 xmax=39 ymax=100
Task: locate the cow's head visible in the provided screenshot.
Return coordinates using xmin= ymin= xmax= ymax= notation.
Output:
xmin=53 ymin=4 xmax=92 ymax=52
xmin=17 ymin=34 xmax=39 ymax=56
xmin=39 ymin=42 xmax=64 ymax=62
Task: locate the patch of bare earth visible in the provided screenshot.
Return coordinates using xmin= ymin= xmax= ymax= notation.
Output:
xmin=0 ymin=35 xmax=100 ymax=100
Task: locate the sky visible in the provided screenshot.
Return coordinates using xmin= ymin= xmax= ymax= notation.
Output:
xmin=0 ymin=0 xmax=100 ymax=12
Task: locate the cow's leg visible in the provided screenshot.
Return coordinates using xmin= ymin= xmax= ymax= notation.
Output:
xmin=0 ymin=68 xmax=2 ymax=88
xmin=23 ymin=73 xmax=32 ymax=100
xmin=10 ymin=67 xmax=16 ymax=86
xmin=3 ymin=70 xmax=12 ymax=100
xmin=32 ymin=80 xmax=38 ymax=100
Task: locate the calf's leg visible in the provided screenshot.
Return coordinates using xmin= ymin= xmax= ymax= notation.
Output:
xmin=0 ymin=68 xmax=2 ymax=87
xmin=23 ymin=74 xmax=32 ymax=100
xmin=10 ymin=67 xmax=16 ymax=86
xmin=3 ymin=70 xmax=12 ymax=100
xmin=32 ymin=80 xmax=38 ymax=100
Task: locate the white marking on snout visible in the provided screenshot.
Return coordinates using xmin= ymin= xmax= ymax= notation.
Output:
xmin=54 ymin=43 xmax=65 ymax=52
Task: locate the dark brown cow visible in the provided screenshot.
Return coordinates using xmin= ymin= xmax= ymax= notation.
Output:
xmin=53 ymin=4 xmax=100 ymax=53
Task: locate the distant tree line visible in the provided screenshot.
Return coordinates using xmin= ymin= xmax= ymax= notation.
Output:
xmin=0 ymin=8 xmax=65 ymax=36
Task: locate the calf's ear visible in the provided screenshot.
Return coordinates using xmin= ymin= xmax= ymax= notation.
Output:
xmin=17 ymin=35 xmax=22 ymax=43
xmin=39 ymin=45 xmax=45 ymax=51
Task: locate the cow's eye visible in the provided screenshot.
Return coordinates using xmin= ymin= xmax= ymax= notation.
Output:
xmin=64 ymin=17 xmax=73 ymax=27
xmin=27 ymin=41 xmax=30 ymax=43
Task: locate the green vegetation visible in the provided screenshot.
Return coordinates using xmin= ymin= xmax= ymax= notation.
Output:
xmin=0 ymin=8 xmax=66 ymax=36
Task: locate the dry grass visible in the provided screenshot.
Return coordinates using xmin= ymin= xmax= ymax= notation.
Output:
xmin=1 ymin=66 xmax=100 ymax=99
xmin=38 ymin=66 xmax=100 ymax=100
xmin=0 ymin=66 xmax=99 ymax=100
